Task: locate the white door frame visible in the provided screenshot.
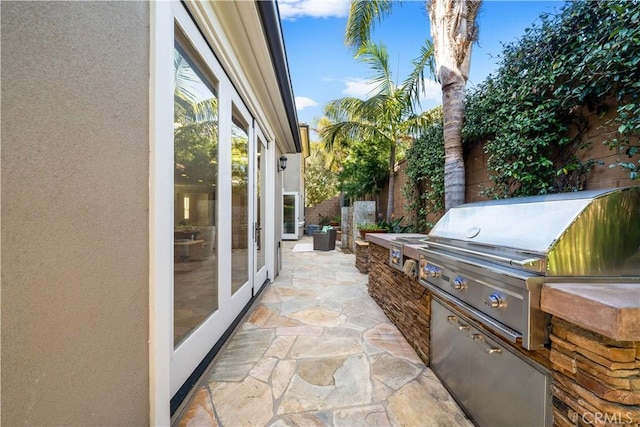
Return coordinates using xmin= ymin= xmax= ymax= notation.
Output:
xmin=170 ymin=2 xmax=233 ymax=399
xmin=253 ymin=123 xmax=269 ymax=290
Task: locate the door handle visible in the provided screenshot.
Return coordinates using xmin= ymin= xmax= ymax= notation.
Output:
xmin=447 ymin=315 xmax=470 ymax=331
xmin=472 ymin=334 xmax=502 ymax=354
xmin=254 ymin=223 xmax=262 ymax=243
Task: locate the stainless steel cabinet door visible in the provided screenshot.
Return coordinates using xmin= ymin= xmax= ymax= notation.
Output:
xmin=468 ymin=327 xmax=551 ymax=427
xmin=431 ymin=299 xmax=552 ymax=427
xmin=431 ymin=299 xmax=471 ymax=411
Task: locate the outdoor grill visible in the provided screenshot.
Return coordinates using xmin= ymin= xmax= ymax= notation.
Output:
xmin=418 ymin=186 xmax=640 ymax=427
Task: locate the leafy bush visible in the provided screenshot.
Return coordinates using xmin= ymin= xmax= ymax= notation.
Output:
xmin=338 ymin=139 xmax=389 ymax=202
xmin=357 ymin=222 xmax=387 ymax=231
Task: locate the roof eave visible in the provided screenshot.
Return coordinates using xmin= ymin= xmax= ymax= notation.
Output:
xmin=256 ymin=0 xmax=302 ymax=154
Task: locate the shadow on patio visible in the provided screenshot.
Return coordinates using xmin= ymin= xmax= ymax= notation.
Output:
xmin=172 ymin=236 xmax=470 ymax=426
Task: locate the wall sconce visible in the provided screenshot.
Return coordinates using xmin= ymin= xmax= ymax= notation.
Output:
xmin=279 ymin=155 xmax=288 ymax=172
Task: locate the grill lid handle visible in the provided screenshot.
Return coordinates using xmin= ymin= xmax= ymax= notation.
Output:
xmin=425 ymin=241 xmax=543 ymax=273
xmin=510 ymin=258 xmax=542 ymax=268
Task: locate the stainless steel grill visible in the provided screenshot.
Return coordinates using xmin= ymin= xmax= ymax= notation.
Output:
xmin=419 ymin=186 xmax=640 ymax=349
xmin=418 ymin=186 xmax=640 ymax=427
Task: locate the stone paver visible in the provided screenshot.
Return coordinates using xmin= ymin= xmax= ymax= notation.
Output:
xmin=174 ymin=236 xmax=471 ymax=426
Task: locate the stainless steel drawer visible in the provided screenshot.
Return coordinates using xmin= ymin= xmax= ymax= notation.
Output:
xmin=431 ymin=299 xmax=552 ymax=427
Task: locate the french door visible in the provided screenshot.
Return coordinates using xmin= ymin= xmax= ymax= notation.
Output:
xmin=169 ymin=2 xmax=270 ymax=398
xmin=171 ymin=10 xmax=227 ymax=394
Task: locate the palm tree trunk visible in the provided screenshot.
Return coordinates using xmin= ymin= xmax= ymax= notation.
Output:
xmin=386 ymin=143 xmax=396 ymax=220
xmin=442 ymin=70 xmax=466 ymax=211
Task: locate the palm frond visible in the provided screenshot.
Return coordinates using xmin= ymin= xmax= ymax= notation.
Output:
xmin=402 ymin=40 xmax=436 ymax=108
xmin=400 ymin=107 xmax=443 ymax=135
xmin=174 ymin=49 xmax=218 ymax=123
xmin=320 ymin=120 xmax=390 ymax=152
xmin=174 ymin=50 xmax=205 ymax=105
xmin=345 ymin=0 xmax=395 ymax=49
xmin=356 ymin=41 xmax=395 ymax=97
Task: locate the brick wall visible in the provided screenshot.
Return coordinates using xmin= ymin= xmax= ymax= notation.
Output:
xmin=572 ymin=106 xmax=638 ymax=190
xmin=549 ymin=317 xmax=640 ymax=426
xmin=367 ymin=243 xmax=431 ymax=364
xmin=305 ymin=195 xmax=341 ymax=226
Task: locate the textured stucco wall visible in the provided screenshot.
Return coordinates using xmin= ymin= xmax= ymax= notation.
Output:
xmin=1 ymin=2 xmax=150 ymax=424
xmin=282 ymin=153 xmax=302 ymax=193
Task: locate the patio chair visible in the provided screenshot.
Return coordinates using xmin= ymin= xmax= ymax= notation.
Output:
xmin=313 ymin=228 xmax=337 ymax=251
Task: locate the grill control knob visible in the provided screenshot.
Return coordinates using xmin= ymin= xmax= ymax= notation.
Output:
xmin=484 ymin=293 xmax=505 ymax=309
xmin=428 ymin=265 xmax=440 ymax=278
xmin=420 ymin=266 xmax=430 ymax=280
xmin=451 ymin=277 xmax=466 ymax=290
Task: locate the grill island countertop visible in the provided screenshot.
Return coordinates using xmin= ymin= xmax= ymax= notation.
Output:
xmin=541 ymin=282 xmax=640 ymax=341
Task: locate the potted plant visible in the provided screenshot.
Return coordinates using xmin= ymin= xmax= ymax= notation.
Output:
xmin=318 ymin=214 xmax=331 ymax=227
xmin=357 ymin=222 xmax=388 ymax=239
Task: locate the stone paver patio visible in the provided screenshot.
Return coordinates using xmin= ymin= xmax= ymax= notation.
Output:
xmin=173 ymin=236 xmax=471 ymax=426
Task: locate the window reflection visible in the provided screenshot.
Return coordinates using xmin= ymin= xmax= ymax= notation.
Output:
xmin=173 ymin=42 xmax=219 ymax=347
xmin=231 ymin=115 xmax=249 ymax=294
xmin=283 ymin=194 xmax=296 ymax=234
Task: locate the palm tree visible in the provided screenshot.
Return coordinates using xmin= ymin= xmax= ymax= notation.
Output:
xmin=320 ymin=41 xmax=437 ymax=220
xmin=346 ymin=0 xmax=482 ymax=210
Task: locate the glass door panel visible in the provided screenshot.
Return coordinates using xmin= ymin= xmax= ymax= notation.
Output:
xmin=231 ymin=114 xmax=249 ymax=294
xmin=283 ymin=192 xmax=299 ymax=239
xmin=283 ymin=195 xmax=296 ymax=234
xmin=173 ymin=41 xmax=219 ymax=347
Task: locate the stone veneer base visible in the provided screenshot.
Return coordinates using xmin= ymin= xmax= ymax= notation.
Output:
xmin=367 ymin=243 xmax=431 ymax=365
xmin=355 ymin=241 xmax=370 ymax=274
xmin=549 ymin=317 xmax=640 ymax=426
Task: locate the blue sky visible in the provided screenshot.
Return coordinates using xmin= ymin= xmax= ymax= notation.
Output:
xmin=280 ymin=0 xmax=565 ymax=136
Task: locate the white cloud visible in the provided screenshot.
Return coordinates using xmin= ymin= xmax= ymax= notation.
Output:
xmin=342 ymin=78 xmax=376 ymax=99
xmin=295 ymin=96 xmax=319 ymax=111
xmin=419 ymin=79 xmax=442 ymax=104
xmin=279 ymin=0 xmax=350 ymax=20
xmin=337 ymin=77 xmax=441 ymax=108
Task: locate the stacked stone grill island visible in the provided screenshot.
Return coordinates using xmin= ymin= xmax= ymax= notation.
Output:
xmin=365 ymin=186 xmax=640 ymax=427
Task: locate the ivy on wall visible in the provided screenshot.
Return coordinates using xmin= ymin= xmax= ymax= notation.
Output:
xmin=405 ymin=0 xmax=639 ymax=221
xmin=464 ymin=0 xmax=639 ymax=198
xmin=403 ymin=1 xmax=639 ymax=224
xmin=403 ymin=121 xmax=445 ymax=232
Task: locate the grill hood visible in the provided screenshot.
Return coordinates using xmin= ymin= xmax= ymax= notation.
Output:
xmin=426 ymin=187 xmax=640 ymax=277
